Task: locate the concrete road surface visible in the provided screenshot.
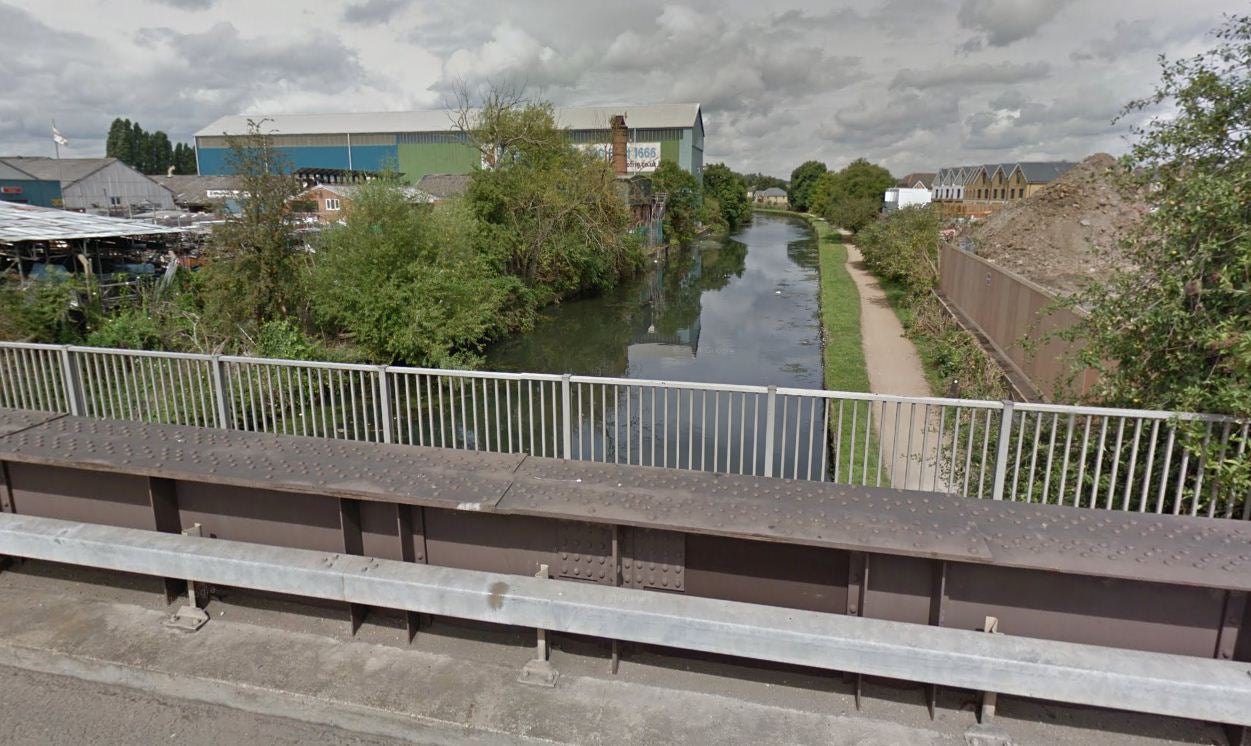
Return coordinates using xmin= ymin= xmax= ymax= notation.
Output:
xmin=0 ymin=665 xmax=409 ymax=746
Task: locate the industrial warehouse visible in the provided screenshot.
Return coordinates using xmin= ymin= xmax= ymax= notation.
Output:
xmin=193 ymin=103 xmax=705 ymax=181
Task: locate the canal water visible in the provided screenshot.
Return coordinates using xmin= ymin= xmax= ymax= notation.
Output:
xmin=487 ymin=212 xmax=823 ymax=386
xmin=483 ymin=213 xmax=829 ymax=478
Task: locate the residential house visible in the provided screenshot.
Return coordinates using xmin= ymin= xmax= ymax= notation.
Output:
xmin=933 ymin=160 xmax=1078 ymax=216
xmin=753 ymin=187 xmax=787 ymax=207
xmin=896 ymin=172 xmax=935 ymax=190
xmin=293 ymin=183 xmax=434 ymax=225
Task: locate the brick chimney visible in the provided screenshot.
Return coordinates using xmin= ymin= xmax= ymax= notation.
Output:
xmin=610 ymin=114 xmax=628 ymax=176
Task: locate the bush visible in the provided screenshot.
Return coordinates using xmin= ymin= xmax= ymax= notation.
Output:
xmin=308 ymin=181 xmax=526 ymax=367
xmin=855 ymin=205 xmax=942 ymax=297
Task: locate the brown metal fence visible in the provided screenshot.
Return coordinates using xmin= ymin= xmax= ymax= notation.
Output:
xmin=938 ymin=244 xmax=1098 ymax=399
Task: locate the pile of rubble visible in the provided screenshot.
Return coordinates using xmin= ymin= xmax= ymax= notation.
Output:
xmin=959 ymin=153 xmax=1148 ymax=296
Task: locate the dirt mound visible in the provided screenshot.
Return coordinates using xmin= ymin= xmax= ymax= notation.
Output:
xmin=958 ymin=154 xmax=1147 ymax=296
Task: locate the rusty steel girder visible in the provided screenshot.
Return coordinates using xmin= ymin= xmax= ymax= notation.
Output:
xmin=0 ymin=409 xmax=1248 ymax=668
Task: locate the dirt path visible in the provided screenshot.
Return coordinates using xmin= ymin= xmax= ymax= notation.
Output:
xmin=842 ymin=238 xmax=946 ymax=491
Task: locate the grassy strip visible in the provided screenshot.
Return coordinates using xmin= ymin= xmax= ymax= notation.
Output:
xmin=756 ymin=208 xmax=881 ymax=482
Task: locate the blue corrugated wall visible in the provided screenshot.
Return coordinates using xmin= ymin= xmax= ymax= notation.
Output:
xmin=196 ymin=145 xmax=399 ymax=175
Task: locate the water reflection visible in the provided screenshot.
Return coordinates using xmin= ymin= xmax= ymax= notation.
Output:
xmin=483 ymin=213 xmax=827 ymax=477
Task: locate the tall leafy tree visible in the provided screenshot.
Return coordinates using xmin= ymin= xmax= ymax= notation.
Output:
xmin=458 ymin=88 xmax=641 ymax=301
xmin=787 ymin=160 xmax=827 ymax=212
xmin=741 ymin=172 xmax=787 ymax=192
xmin=1072 ymin=15 xmax=1251 ymax=505
xmin=199 ymin=121 xmax=305 ymax=333
xmin=103 ymin=117 xmax=196 ymax=174
xmin=148 ymin=130 xmax=173 ymax=175
xmin=702 ymin=162 xmax=751 ymax=231
xmin=810 ymin=158 xmax=895 ymax=232
xmin=650 ymin=159 xmax=701 ymax=247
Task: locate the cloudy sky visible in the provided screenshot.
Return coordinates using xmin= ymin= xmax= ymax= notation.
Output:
xmin=0 ymin=0 xmax=1239 ymax=176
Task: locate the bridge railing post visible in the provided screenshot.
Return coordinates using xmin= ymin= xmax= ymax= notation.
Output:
xmin=210 ymin=355 xmax=230 ymax=430
xmin=377 ymin=366 xmax=393 ymax=444
xmin=763 ymin=385 xmax=777 ymax=478
xmin=561 ymin=374 xmax=573 ymax=459
xmin=990 ymin=400 xmax=1015 ymax=501
xmin=58 ymin=346 xmax=84 ymax=417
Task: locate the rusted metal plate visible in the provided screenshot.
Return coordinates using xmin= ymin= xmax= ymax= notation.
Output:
xmin=0 ymin=409 xmax=64 ymax=438
xmin=0 ymin=416 xmax=520 ymax=511
xmin=2 ymin=414 xmax=1250 ymax=595
xmin=556 ymin=521 xmax=614 ymax=585
xmin=503 ymin=457 xmax=1251 ymax=593
xmin=621 ymin=528 xmax=684 ymax=591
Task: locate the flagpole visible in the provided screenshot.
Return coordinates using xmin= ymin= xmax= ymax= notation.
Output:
xmin=51 ymin=119 xmax=64 ymax=209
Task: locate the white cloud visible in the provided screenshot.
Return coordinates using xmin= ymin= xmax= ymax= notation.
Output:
xmin=0 ymin=0 xmax=1236 ymax=176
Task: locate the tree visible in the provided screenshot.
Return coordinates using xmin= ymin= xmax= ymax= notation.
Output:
xmin=148 ymin=131 xmax=173 ymax=175
xmin=787 ymin=160 xmax=827 ymax=212
xmin=810 ymin=158 xmax=894 ymax=232
xmin=702 ymin=162 xmax=751 ymax=232
xmin=650 ymin=159 xmax=701 ymax=247
xmin=198 ymin=121 xmax=305 ymax=335
xmin=457 ymin=85 xmax=641 ymax=302
xmin=741 ymin=172 xmax=787 ymax=192
xmin=105 ymin=118 xmax=130 ymax=162
xmin=172 ymin=143 xmax=195 ymax=175
xmin=1072 ymin=15 xmax=1251 ymax=503
xmin=104 ymin=117 xmax=197 ymax=174
xmin=308 ymin=178 xmax=523 ymax=366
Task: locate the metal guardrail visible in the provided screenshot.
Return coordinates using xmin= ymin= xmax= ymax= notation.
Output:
xmin=0 ymin=341 xmax=1247 ymax=519
xmin=2 ymin=513 xmax=1249 ymax=727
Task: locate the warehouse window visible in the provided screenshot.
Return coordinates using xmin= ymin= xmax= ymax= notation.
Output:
xmin=109 ymin=196 xmax=122 ymax=206
xmin=325 ymin=198 xmax=341 ymax=211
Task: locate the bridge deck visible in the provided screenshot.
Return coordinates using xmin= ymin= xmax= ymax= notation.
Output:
xmin=1 ymin=409 xmax=1249 ymax=593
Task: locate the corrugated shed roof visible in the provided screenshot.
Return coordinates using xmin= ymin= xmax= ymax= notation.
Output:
xmin=0 ymin=201 xmax=185 ymax=242
xmin=416 ymin=173 xmax=471 ymax=199
xmin=0 ymin=160 xmax=39 ymax=180
xmin=154 ymin=175 xmax=243 ymax=205
xmin=195 ymin=103 xmax=702 ymax=138
xmin=298 ymin=183 xmax=434 ymax=203
xmin=0 ymin=157 xmax=117 ymax=186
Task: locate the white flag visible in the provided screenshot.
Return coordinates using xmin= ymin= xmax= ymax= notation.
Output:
xmin=52 ymin=127 xmax=68 ymax=147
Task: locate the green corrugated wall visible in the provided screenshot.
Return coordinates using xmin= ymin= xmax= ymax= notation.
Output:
xmin=397 ymin=142 xmax=480 ymax=181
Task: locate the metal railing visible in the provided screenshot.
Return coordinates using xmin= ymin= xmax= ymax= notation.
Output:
xmin=1 ymin=342 xmax=1246 ymax=519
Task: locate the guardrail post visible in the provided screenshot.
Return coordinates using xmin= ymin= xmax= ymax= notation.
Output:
xmin=210 ymin=355 xmax=230 ymax=430
xmin=764 ymin=385 xmax=777 ymax=478
xmin=561 ymin=374 xmax=573 ymax=459
xmin=990 ymin=400 xmax=1015 ymax=501
xmin=377 ymin=366 xmax=393 ymax=444
xmin=58 ymin=346 xmax=84 ymax=417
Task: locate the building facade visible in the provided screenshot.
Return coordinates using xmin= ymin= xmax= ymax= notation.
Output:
xmin=0 ymin=160 xmax=61 ymax=208
xmin=0 ymin=157 xmax=173 ymax=214
xmin=292 ymin=183 xmax=434 ymax=225
xmin=194 ymin=104 xmax=705 ymax=182
xmin=752 ymin=187 xmax=787 ymax=206
xmin=932 ymin=161 xmax=1077 ymax=216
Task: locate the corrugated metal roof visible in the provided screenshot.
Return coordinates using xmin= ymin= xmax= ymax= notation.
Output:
xmin=153 ymin=175 xmax=243 ymax=206
xmin=0 ymin=157 xmax=117 ymax=186
xmin=416 ymin=173 xmax=471 ymax=199
xmin=195 ymin=103 xmax=702 ymax=138
xmin=0 ymin=201 xmax=186 ymax=243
